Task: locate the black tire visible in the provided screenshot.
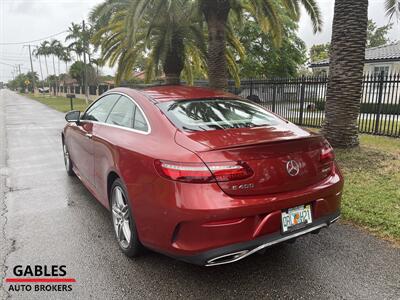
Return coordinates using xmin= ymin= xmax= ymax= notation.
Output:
xmin=62 ymin=141 xmax=75 ymax=176
xmin=110 ymin=178 xmax=143 ymax=257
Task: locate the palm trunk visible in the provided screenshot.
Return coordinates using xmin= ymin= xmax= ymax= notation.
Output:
xmin=202 ymin=0 xmax=230 ymax=90
xmin=52 ymin=56 xmax=57 ymax=75
xmin=163 ymin=33 xmax=185 ymax=85
xmin=37 ymin=55 xmax=44 ymax=89
xmin=52 ymin=56 xmax=58 ymax=96
xmin=321 ymin=0 xmax=369 ymax=148
xmin=44 ymin=56 xmax=49 ymax=84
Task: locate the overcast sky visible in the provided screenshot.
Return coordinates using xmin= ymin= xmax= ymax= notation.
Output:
xmin=0 ymin=0 xmax=399 ymax=82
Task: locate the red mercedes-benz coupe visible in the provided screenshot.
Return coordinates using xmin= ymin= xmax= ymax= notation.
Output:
xmin=62 ymin=86 xmax=343 ymax=266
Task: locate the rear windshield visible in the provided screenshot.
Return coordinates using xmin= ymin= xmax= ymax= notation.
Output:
xmin=158 ymin=99 xmax=281 ymax=131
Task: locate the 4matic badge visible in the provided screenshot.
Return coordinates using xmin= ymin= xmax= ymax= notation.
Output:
xmin=4 ymin=265 xmax=76 ymax=293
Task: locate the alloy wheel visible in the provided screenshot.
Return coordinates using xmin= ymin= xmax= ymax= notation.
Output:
xmin=63 ymin=144 xmax=70 ymax=171
xmin=111 ymin=186 xmax=132 ymax=249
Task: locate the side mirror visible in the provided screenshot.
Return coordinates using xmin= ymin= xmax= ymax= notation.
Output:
xmin=65 ymin=110 xmax=81 ymax=123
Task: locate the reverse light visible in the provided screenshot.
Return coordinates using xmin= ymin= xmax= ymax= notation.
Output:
xmin=155 ymin=160 xmax=253 ymax=183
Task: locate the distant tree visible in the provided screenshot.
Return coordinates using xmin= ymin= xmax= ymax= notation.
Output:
xmin=35 ymin=41 xmax=51 ymax=78
xmin=60 ymin=47 xmax=72 ymax=72
xmin=65 ymin=22 xmax=92 ymax=62
xmin=310 ymin=43 xmax=330 ymax=62
xmin=238 ymin=15 xmax=307 ymax=78
xmin=8 ymin=72 xmax=38 ymax=92
xmin=367 ymin=20 xmax=393 ymax=48
xmin=69 ymin=61 xmax=97 ymax=86
xmin=26 ymin=72 xmax=39 ymax=92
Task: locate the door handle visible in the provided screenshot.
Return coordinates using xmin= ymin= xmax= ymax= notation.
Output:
xmin=85 ymin=133 xmax=93 ymax=139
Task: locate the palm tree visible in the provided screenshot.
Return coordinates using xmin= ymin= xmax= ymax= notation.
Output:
xmin=91 ymin=0 xmax=244 ymax=85
xmin=66 ymin=23 xmax=85 ymax=61
xmin=33 ymin=46 xmax=45 ymax=88
xmin=198 ymin=0 xmax=322 ymax=89
xmin=47 ymin=40 xmax=64 ymax=95
xmin=385 ymin=0 xmax=400 ymax=20
xmin=91 ymin=0 xmax=208 ymax=85
xmin=90 ymin=57 xmax=103 ymax=77
xmin=60 ymin=48 xmax=72 ymax=73
xmin=49 ymin=40 xmax=62 ymax=76
xmin=123 ymin=0 xmax=321 ymax=89
xmin=36 ymin=41 xmax=51 ymax=80
xmin=321 ymin=0 xmax=369 ymax=148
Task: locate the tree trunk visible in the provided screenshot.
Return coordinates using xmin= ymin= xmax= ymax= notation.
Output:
xmin=52 ymin=56 xmax=58 ymax=96
xmin=321 ymin=0 xmax=369 ymax=148
xmin=163 ymin=32 xmax=185 ymax=85
xmin=201 ymin=0 xmax=230 ymax=90
xmin=44 ymin=56 xmax=49 ymax=83
xmin=37 ymin=55 xmax=44 ymax=89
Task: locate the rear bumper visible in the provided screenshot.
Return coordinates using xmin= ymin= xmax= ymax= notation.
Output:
xmin=133 ymin=167 xmax=343 ymax=264
xmin=172 ymin=211 xmax=340 ymax=266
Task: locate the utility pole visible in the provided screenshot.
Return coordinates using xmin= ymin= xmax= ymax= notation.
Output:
xmin=82 ymin=20 xmax=89 ymax=104
xmin=24 ymin=44 xmax=36 ymax=93
xmin=16 ymin=64 xmax=22 ymax=75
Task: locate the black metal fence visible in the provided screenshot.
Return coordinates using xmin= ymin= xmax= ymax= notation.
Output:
xmin=59 ymin=73 xmax=400 ymax=138
xmin=225 ymin=74 xmax=400 ymax=138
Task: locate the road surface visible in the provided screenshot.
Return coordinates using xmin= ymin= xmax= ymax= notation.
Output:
xmin=0 ymin=90 xmax=399 ymax=299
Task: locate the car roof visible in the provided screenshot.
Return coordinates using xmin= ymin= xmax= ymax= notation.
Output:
xmin=141 ymin=85 xmax=240 ymax=102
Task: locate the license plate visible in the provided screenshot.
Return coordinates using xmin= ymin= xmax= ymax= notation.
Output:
xmin=281 ymin=205 xmax=312 ymax=233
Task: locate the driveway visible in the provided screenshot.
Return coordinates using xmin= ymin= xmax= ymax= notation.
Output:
xmin=0 ymin=90 xmax=399 ymax=299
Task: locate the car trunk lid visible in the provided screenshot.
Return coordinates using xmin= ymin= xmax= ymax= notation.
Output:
xmin=175 ymin=126 xmax=332 ymax=196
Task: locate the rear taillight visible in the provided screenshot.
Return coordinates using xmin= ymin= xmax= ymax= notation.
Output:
xmin=155 ymin=160 xmax=253 ymax=183
xmin=320 ymin=140 xmax=335 ymax=163
xmin=320 ymin=140 xmax=335 ymax=175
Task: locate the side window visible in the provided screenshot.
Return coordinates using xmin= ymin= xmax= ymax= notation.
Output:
xmin=83 ymin=94 xmax=120 ymax=122
xmin=134 ymin=107 xmax=149 ymax=132
xmin=106 ymin=96 xmax=135 ymax=128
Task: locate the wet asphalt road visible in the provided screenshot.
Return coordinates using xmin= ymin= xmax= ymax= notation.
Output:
xmin=0 ymin=90 xmax=399 ymax=300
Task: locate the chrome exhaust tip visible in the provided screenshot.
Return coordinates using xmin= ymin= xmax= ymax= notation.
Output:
xmin=205 ymin=221 xmax=332 ymax=266
xmin=206 ymin=250 xmax=249 ymax=266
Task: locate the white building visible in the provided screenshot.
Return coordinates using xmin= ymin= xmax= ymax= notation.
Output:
xmin=310 ymin=42 xmax=400 ymax=76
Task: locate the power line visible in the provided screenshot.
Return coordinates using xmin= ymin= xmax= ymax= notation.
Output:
xmin=0 ymin=61 xmax=15 ymax=67
xmin=0 ymin=30 xmax=67 ymax=46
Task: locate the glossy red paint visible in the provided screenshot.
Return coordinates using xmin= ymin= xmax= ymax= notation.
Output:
xmin=63 ymin=86 xmax=343 ymax=265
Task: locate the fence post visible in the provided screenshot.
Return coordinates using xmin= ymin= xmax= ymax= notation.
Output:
xmin=299 ymin=76 xmax=306 ymax=126
xmin=374 ymin=71 xmax=385 ymax=134
xmin=250 ymin=78 xmax=253 ymax=96
xmin=272 ymin=84 xmax=277 ymax=113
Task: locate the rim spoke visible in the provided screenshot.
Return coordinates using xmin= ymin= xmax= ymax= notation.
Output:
xmin=122 ymin=220 xmax=131 ymax=244
xmin=112 ymin=207 xmax=121 ymax=220
xmin=114 ymin=188 xmax=125 ymax=208
xmin=115 ymin=221 xmax=122 ymax=240
xmin=121 ymin=205 xmax=129 ymax=218
xmin=118 ymin=221 xmax=125 ymax=242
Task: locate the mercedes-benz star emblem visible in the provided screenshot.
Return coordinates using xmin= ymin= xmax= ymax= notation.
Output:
xmin=286 ymin=160 xmax=300 ymax=176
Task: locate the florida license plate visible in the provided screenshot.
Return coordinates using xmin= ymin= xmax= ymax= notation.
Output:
xmin=281 ymin=205 xmax=312 ymax=233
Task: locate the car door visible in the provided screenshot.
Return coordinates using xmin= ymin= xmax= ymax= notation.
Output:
xmin=92 ymin=95 xmax=138 ymax=205
xmin=69 ymin=94 xmax=120 ymax=186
